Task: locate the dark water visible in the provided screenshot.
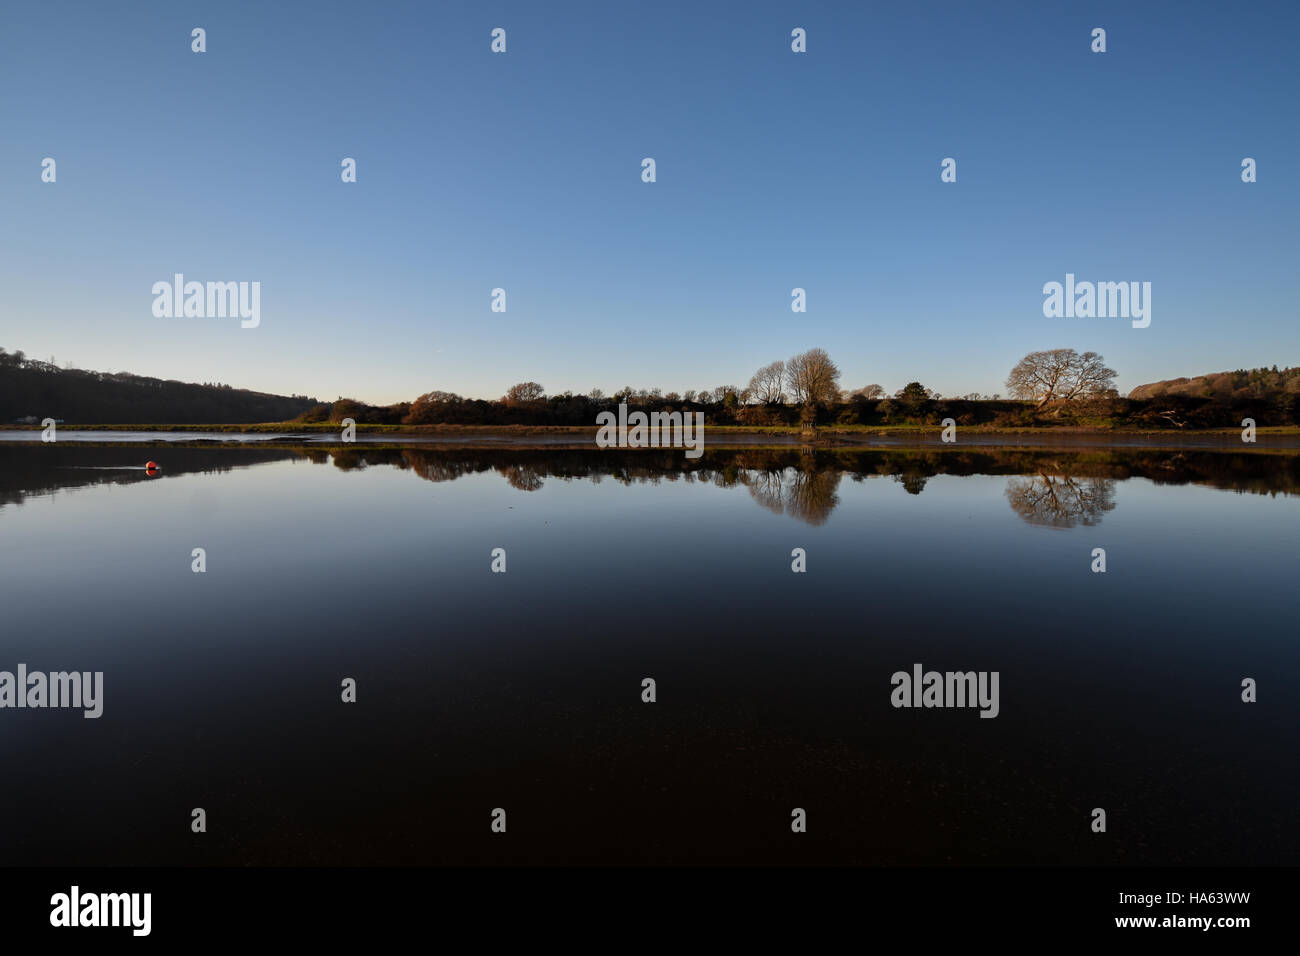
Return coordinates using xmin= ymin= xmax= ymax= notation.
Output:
xmin=1 ymin=443 xmax=1297 ymax=865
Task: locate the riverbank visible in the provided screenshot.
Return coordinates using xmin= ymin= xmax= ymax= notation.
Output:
xmin=4 ymin=422 xmax=1299 ymax=437
xmin=3 ymin=423 xmax=1300 ymax=451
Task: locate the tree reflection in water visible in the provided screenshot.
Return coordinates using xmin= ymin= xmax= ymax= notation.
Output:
xmin=5 ymin=444 xmax=1294 ymax=532
xmin=743 ymin=463 xmax=842 ymax=526
xmin=360 ymin=446 xmax=1294 ymax=529
xmin=1004 ymin=472 xmax=1117 ymax=528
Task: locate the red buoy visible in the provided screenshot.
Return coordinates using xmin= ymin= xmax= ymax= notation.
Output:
xmin=145 ymin=461 xmax=159 ymax=472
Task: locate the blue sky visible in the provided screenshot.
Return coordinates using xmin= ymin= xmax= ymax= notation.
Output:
xmin=2 ymin=0 xmax=1296 ymax=405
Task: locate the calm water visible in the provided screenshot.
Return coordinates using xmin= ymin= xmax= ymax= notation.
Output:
xmin=1 ymin=443 xmax=1297 ymax=865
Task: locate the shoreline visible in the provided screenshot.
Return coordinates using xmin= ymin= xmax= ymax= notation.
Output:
xmin=3 ymin=422 xmax=1298 ymax=437
xmin=2 ymin=423 xmax=1299 ymax=452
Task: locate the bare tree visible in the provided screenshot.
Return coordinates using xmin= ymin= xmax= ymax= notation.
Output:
xmin=785 ymin=348 xmax=841 ymax=406
xmin=748 ymin=360 xmax=787 ymax=404
xmin=1005 ymin=349 xmax=1116 ymax=408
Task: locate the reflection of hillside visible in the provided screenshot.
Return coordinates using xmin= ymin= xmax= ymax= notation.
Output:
xmin=0 ymin=445 xmax=298 ymax=510
xmin=1005 ymin=473 xmax=1117 ymax=528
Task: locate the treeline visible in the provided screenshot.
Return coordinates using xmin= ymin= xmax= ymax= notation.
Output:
xmin=293 ymin=349 xmax=1300 ymax=429
xmin=0 ymin=347 xmax=319 ymax=424
xmin=292 ymin=390 xmax=1300 ymax=430
xmin=297 ymin=365 xmax=1300 ymax=430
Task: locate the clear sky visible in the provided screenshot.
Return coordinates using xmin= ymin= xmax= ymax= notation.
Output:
xmin=2 ymin=0 xmax=1296 ymax=405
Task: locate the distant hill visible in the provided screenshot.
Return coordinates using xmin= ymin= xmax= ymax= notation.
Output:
xmin=0 ymin=347 xmax=319 ymax=424
xmin=1129 ymin=366 xmax=1300 ymax=400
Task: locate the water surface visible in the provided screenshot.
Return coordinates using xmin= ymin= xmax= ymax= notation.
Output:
xmin=1 ymin=444 xmax=1296 ymax=865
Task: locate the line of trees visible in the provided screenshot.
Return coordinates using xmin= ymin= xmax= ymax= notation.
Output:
xmin=372 ymin=347 xmax=1294 ymax=428
xmin=372 ymin=348 xmax=1087 ymax=427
